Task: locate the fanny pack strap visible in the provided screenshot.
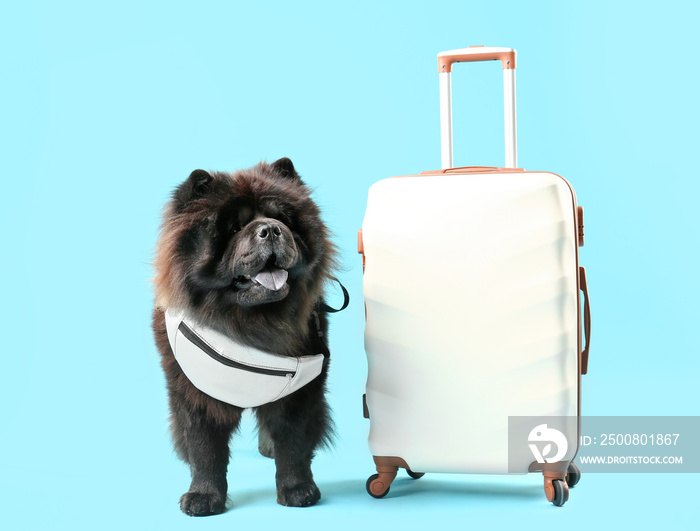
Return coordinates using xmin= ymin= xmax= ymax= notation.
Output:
xmin=317 ymin=277 xmax=350 ymax=313
xmin=312 ymin=277 xmax=349 ymax=357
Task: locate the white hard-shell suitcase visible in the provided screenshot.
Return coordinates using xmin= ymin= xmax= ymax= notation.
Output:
xmin=359 ymin=47 xmax=591 ymax=506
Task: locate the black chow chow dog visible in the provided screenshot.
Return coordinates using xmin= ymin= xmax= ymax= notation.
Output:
xmin=152 ymin=158 xmax=339 ymax=515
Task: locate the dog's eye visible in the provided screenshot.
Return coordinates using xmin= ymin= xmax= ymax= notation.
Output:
xmin=217 ymin=201 xmax=252 ymax=237
xmin=215 ymin=215 xmax=240 ymax=237
xmin=260 ymin=200 xmax=294 ymax=229
xmin=269 ymin=208 xmax=293 ymax=229
xmin=238 ymin=206 xmax=254 ymax=229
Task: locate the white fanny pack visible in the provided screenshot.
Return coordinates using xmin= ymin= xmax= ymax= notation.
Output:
xmin=164 ymin=308 xmax=325 ymax=408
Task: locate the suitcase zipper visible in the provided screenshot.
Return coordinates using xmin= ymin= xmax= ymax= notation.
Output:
xmin=178 ymin=321 xmax=295 ymax=377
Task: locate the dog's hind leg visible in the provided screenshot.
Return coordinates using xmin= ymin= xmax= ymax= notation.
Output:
xmin=257 ymin=422 xmax=275 ymax=459
xmin=170 ymin=397 xmax=242 ymax=516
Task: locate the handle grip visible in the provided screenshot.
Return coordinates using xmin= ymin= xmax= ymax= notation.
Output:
xmin=579 ymin=266 xmax=591 ymax=375
xmin=438 ymin=46 xmax=517 ymax=73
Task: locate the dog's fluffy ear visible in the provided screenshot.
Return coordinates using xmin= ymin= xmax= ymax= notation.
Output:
xmin=271 ymin=157 xmax=300 ymax=180
xmin=174 ymin=169 xmax=214 ymax=207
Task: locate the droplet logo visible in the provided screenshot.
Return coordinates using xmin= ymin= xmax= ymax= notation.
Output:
xmin=528 ymin=424 xmax=568 ymax=464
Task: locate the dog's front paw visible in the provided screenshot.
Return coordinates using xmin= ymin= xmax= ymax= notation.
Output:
xmin=277 ymin=481 xmax=321 ymax=507
xmin=180 ymin=490 xmax=227 ymax=516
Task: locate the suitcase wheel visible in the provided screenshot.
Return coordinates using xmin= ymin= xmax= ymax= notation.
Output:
xmin=366 ymin=474 xmax=391 ymax=499
xmin=544 ymin=473 xmax=570 ymax=507
xmin=551 ymin=479 xmax=569 ymax=507
xmin=566 ymin=462 xmax=581 ymax=488
xmin=406 ymin=469 xmax=425 ymax=480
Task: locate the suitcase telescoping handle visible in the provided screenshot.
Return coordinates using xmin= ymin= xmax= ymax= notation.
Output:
xmin=438 ymin=46 xmax=517 ymax=170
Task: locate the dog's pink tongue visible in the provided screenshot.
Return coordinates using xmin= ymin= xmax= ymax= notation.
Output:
xmin=254 ymin=268 xmax=288 ymax=291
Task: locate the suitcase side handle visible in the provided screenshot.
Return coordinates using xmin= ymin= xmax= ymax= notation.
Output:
xmin=438 ymin=46 xmax=518 ymax=170
xmin=579 ymin=266 xmax=591 ymax=375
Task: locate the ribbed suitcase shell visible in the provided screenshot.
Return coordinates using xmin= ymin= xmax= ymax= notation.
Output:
xmin=362 ymin=169 xmax=580 ymax=474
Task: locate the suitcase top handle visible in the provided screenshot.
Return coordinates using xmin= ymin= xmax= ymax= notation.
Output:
xmin=438 ymin=46 xmax=517 ymax=72
xmin=439 ymin=46 xmax=518 ymax=170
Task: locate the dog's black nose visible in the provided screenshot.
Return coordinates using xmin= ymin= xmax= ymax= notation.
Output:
xmin=257 ymin=223 xmax=283 ymax=240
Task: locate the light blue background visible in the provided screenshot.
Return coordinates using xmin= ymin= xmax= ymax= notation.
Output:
xmin=2 ymin=0 xmax=697 ymax=529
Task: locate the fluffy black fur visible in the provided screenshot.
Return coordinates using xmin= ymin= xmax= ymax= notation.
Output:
xmin=152 ymin=158 xmax=336 ymax=515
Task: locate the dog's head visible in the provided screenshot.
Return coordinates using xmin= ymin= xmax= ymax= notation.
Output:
xmin=154 ymin=158 xmax=333 ymax=320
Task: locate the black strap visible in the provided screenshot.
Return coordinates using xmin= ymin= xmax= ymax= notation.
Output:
xmin=310 ymin=278 xmax=348 ymax=358
xmin=317 ymin=277 xmax=349 ymax=313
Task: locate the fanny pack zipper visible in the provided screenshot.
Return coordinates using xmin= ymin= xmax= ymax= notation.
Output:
xmin=178 ymin=321 xmax=295 ymax=377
